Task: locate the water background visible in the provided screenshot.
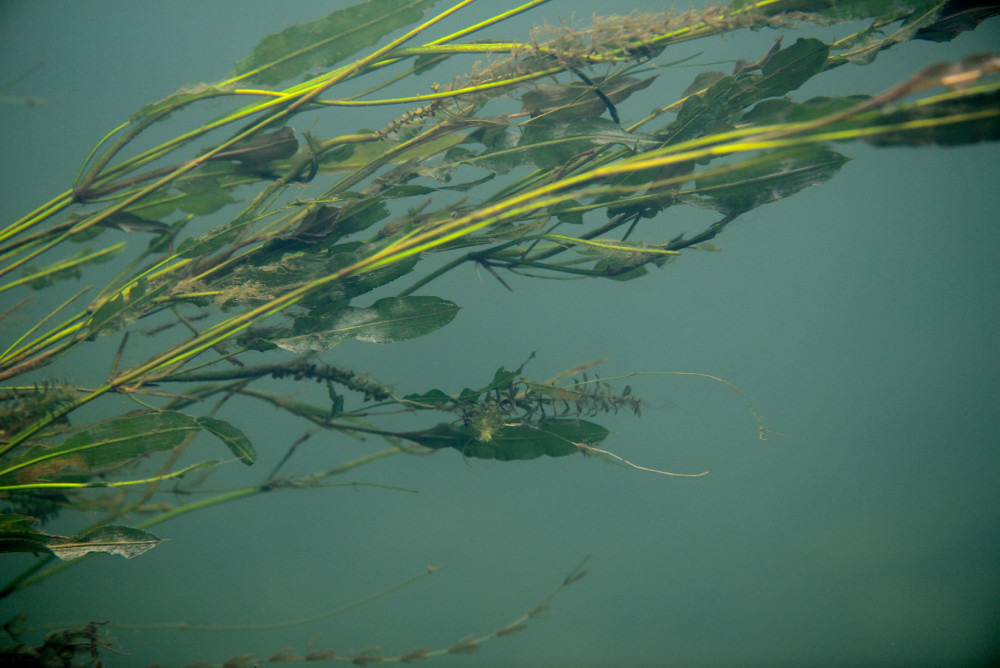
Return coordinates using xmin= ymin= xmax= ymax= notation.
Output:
xmin=1 ymin=1 xmax=999 ymax=666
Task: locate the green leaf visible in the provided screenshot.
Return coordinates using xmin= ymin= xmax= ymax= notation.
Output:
xmin=0 ymin=513 xmax=52 ymax=556
xmin=197 ymin=417 xmax=256 ymax=465
xmin=518 ymin=118 xmax=658 ymax=169
xmin=175 ymin=172 xmax=238 ymax=215
xmin=0 ymin=411 xmax=251 ymax=487
xmin=18 ymin=244 xmax=123 ymax=291
xmin=210 ymin=127 xmax=298 ymax=166
xmin=521 ymin=75 xmax=657 ymax=121
xmin=756 ymin=38 xmax=830 ymax=99
xmin=229 ymin=0 xmax=441 ymax=86
xmin=274 ymin=296 xmax=460 ymax=353
xmin=743 ymin=95 xmax=870 ymax=125
xmin=129 ymin=83 xmax=234 ymax=124
xmin=400 ymin=388 xmax=455 ymax=410
xmin=667 ymin=38 xmax=829 ymax=145
xmin=690 ymin=146 xmax=849 ymax=215
xmin=403 ymin=418 xmax=609 ymax=460
xmin=862 ymin=90 xmax=1000 ymax=147
xmin=915 ymin=0 xmax=1000 ymax=42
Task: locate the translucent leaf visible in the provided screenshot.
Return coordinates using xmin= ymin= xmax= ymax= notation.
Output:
xmin=229 ymin=0 xmax=440 ymax=86
xmin=19 ymin=244 xmax=123 ymax=291
xmin=175 ymin=173 xmax=237 ymax=215
xmin=47 ymin=525 xmax=163 ymax=561
xmin=210 ymin=127 xmax=298 ymax=166
xmin=274 ymin=296 xmax=460 ymax=353
xmin=129 ymin=83 xmax=234 ymax=124
xmin=521 ymin=75 xmax=656 ymax=121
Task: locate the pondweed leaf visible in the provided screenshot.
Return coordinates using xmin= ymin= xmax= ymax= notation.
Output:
xmin=274 ymin=296 xmax=460 ymax=353
xmin=47 ymin=525 xmax=163 ymax=561
xmin=228 ymin=0 xmax=440 ymax=85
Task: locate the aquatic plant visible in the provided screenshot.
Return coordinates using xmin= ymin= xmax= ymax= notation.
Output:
xmin=1 ymin=0 xmax=997 ymax=664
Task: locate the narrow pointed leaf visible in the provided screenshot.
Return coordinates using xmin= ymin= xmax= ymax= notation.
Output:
xmin=197 ymin=417 xmax=256 ymax=465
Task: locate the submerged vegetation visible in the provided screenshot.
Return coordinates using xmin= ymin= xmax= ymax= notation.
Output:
xmin=1 ymin=0 xmax=998 ymax=663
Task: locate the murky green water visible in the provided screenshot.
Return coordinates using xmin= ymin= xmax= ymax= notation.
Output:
xmin=1 ymin=2 xmax=998 ymax=666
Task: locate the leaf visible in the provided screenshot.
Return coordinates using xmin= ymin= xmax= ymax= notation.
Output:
xmin=400 ymin=388 xmax=455 ymax=410
xmin=915 ymin=0 xmax=1000 ymax=42
xmin=18 ymin=244 xmax=123 ymax=291
xmin=689 ymin=146 xmax=849 ymax=215
xmin=0 ymin=411 xmax=254 ymax=487
xmin=402 ymin=418 xmax=609 ymax=460
xmin=210 ymin=127 xmax=298 ymax=166
xmin=197 ymin=417 xmax=256 ymax=465
xmin=517 ymin=118 xmax=658 ymax=169
xmin=521 ymin=75 xmax=657 ymax=121
xmin=129 ymin=82 xmax=234 ymax=124
xmin=229 ymin=0 xmax=441 ymax=86
xmin=47 ymin=525 xmax=163 ymax=560
xmin=862 ymin=89 xmax=1000 ymax=147
xmin=175 ymin=172 xmax=238 ymax=215
xmin=667 ymin=38 xmax=829 ymax=145
xmin=274 ymin=296 xmax=460 ymax=353
xmin=0 ymin=514 xmax=163 ymax=560
xmin=0 ymin=513 xmax=52 ymax=555
xmin=756 ymin=38 xmax=830 ymax=100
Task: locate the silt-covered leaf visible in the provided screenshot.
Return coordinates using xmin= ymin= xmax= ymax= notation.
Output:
xmin=689 ymin=146 xmax=849 ymax=215
xmin=274 ymin=296 xmax=460 ymax=353
xmin=47 ymin=525 xmax=163 ymax=560
xmin=0 ymin=513 xmax=163 ymax=560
